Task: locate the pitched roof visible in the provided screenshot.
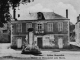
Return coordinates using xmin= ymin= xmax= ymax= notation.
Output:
xmin=29 ymin=12 xmax=69 ymax=20
xmin=17 ymin=12 xmax=69 ymax=20
xmin=42 ymin=12 xmax=68 ymax=19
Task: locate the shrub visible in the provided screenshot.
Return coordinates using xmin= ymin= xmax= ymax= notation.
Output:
xmin=0 ymin=34 xmax=10 ymax=43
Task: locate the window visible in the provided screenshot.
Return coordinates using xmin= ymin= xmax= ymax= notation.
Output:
xmin=26 ymin=23 xmax=32 ymax=32
xmin=37 ymin=12 xmax=45 ymax=20
xmin=38 ymin=24 xmax=42 ymax=31
xmin=36 ymin=23 xmax=44 ymax=33
xmin=16 ymin=23 xmax=22 ymax=33
xmin=38 ymin=24 xmax=42 ymax=33
xmin=58 ymin=22 xmax=63 ymax=32
xmin=47 ymin=22 xmax=53 ymax=32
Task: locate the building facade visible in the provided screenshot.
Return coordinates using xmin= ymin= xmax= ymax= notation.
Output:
xmin=75 ymin=14 xmax=80 ymax=46
xmin=11 ymin=12 xmax=70 ymax=49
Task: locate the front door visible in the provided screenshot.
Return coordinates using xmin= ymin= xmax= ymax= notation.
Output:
xmin=37 ymin=37 xmax=42 ymax=48
xmin=17 ymin=37 xmax=22 ymax=48
xmin=58 ymin=38 xmax=63 ymax=48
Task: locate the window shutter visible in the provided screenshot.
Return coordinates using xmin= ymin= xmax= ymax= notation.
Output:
xmin=63 ymin=22 xmax=68 ymax=33
xmin=44 ymin=23 xmax=47 ymax=33
xmin=22 ymin=23 xmax=26 ymax=33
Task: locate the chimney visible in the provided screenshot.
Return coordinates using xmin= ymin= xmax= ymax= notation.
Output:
xmin=66 ymin=9 xmax=68 ymax=18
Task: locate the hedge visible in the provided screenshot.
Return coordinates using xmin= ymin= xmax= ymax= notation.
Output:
xmin=0 ymin=34 xmax=10 ymax=43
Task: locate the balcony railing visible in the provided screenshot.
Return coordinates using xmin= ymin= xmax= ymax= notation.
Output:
xmin=35 ymin=30 xmax=44 ymax=34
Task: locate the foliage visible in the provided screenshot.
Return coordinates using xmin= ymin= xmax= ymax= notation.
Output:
xmin=0 ymin=0 xmax=9 ymax=27
xmin=0 ymin=34 xmax=10 ymax=43
xmin=0 ymin=0 xmax=34 ymax=27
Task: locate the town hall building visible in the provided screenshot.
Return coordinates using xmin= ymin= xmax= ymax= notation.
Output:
xmin=11 ymin=10 xmax=70 ymax=49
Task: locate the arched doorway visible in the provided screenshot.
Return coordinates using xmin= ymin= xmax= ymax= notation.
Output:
xmin=17 ymin=37 xmax=22 ymax=48
xmin=58 ymin=37 xmax=63 ymax=48
xmin=37 ymin=37 xmax=43 ymax=48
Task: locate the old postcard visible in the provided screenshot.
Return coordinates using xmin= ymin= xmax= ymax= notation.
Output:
xmin=0 ymin=0 xmax=79 ymax=60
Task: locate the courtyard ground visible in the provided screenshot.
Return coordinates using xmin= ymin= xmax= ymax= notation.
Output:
xmin=0 ymin=43 xmax=80 ymax=60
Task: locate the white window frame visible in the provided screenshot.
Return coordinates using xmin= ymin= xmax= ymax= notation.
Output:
xmin=58 ymin=22 xmax=63 ymax=32
xmin=36 ymin=23 xmax=44 ymax=33
xmin=47 ymin=22 xmax=53 ymax=32
xmin=38 ymin=24 xmax=42 ymax=31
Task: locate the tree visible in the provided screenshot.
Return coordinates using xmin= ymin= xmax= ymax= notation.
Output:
xmin=69 ymin=22 xmax=75 ymax=42
xmin=0 ymin=0 xmax=34 ymax=27
xmin=0 ymin=0 xmax=9 ymax=27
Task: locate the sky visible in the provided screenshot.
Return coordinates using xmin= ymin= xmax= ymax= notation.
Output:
xmin=10 ymin=0 xmax=80 ymax=24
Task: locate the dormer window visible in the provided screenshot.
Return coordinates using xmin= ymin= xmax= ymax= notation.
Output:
xmin=37 ymin=12 xmax=45 ymax=20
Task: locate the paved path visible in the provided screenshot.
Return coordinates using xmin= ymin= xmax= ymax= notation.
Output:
xmin=0 ymin=43 xmax=11 ymax=49
xmin=0 ymin=43 xmax=80 ymax=60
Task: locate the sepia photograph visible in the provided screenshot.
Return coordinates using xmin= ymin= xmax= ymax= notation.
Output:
xmin=0 ymin=0 xmax=80 ymax=60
